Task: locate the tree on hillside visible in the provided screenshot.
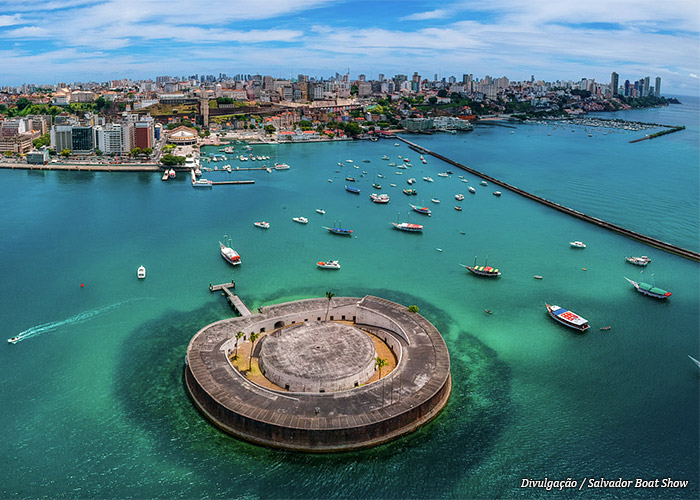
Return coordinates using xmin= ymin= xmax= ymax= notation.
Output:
xmin=15 ymin=97 xmax=31 ymax=111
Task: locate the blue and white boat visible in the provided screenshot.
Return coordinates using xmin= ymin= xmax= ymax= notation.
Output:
xmin=345 ymin=185 xmax=361 ymax=194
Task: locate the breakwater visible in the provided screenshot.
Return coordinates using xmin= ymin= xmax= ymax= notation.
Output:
xmin=399 ymin=137 xmax=700 ymax=262
xmin=629 ymin=125 xmax=686 ymax=143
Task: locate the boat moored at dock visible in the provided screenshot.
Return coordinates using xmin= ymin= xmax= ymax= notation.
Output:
xmin=545 ymin=303 xmax=590 ymax=332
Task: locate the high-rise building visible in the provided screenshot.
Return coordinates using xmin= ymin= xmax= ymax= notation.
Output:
xmin=624 ymin=80 xmax=630 ymax=96
xmin=643 ymin=76 xmax=650 ymax=96
xmin=610 ymin=72 xmax=619 ymax=96
xmin=71 ymin=126 xmax=93 ymax=154
xmin=655 ymin=77 xmax=661 ymax=97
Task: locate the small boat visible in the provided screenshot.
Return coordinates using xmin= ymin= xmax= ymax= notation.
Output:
xmin=390 ymin=184 xmax=397 ymax=187
xmin=624 ymin=276 xmax=671 ymax=299
xmin=395 ymin=171 xmax=403 ymax=175
xmin=382 ymin=155 xmax=389 ymax=160
xmin=484 ymin=309 xmax=492 ymax=315
xmin=274 ymin=163 xmax=290 ymax=170
xmin=403 ymin=189 xmax=417 ymax=196
xmin=689 ymin=355 xmax=700 ymax=369
xmin=480 ymin=181 xmax=487 ymax=186
xmin=345 ymin=159 xmax=354 ymax=163
xmin=460 ymin=257 xmax=501 ymax=277
xmin=345 ymin=177 xmax=356 ymax=182
xmin=363 ymin=160 xmax=371 ymax=163
xmin=392 ymin=222 xmax=423 ymax=232
xmin=388 ymin=162 xmax=396 ymax=166
xmin=493 ymin=191 xmax=502 ymax=197
xmin=328 ymin=179 xmax=333 ymax=183
xmin=422 ymin=159 xmax=427 ymax=164
xmin=161 ymin=171 xmax=169 ymax=181
xmin=533 ymin=275 xmax=543 ymax=280
xmin=570 ymin=241 xmax=586 ymax=248
xmin=423 ymin=177 xmax=434 ymax=182
xmin=137 ymin=265 xmax=146 ymax=279
xmin=625 ymin=256 xmax=651 ymax=266
xmin=370 ymin=193 xmax=390 ymax=204
xmin=192 ymin=179 xmax=212 ymax=188
xmin=461 ymin=179 xmax=468 ymax=183
xmin=317 ymin=260 xmax=341 ymax=269
xmin=394 ymin=143 xmax=400 ymax=147
xmin=454 ymin=206 xmax=462 ymax=211
xmin=455 ymin=194 xmax=465 ymax=201
xmin=600 ymin=326 xmax=611 ymax=331
xmin=8 ymin=336 xmax=20 ymax=344
xmin=168 ymin=169 xmax=176 ymax=178
xmin=323 ymin=225 xmax=353 ymax=236
xmin=545 ymin=303 xmax=590 ymax=332
xmin=410 ymin=204 xmax=431 ymax=216
xmin=220 ymin=239 xmax=241 ymax=266
xmin=254 ymin=221 xmax=270 ymax=229
xmin=430 ymin=198 xmax=440 ymax=204
xmin=468 ymin=187 xmax=476 ymax=193
xmin=293 ymin=216 xmax=309 ymax=224
xmin=345 ymin=185 xmax=361 ymax=194
xmin=436 ymin=248 xmax=443 ymax=252
xmin=437 ymin=172 xmax=449 ymax=178
xmin=407 ymin=178 xmax=416 ymax=185
xmin=446 ymin=170 xmax=453 ymax=174
xmin=377 ymin=174 xmax=385 ymax=178
xmin=372 ymin=183 xmax=382 ymax=189
xmin=316 ymin=209 xmax=326 ymax=214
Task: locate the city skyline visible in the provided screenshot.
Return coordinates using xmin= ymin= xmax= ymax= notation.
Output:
xmin=0 ymin=0 xmax=698 ymax=93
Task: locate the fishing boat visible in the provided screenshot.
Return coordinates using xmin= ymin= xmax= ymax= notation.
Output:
xmin=468 ymin=186 xmax=476 ymax=193
xmin=570 ymin=241 xmax=586 ymax=248
xmin=345 ymin=185 xmax=361 ymax=194
xmin=403 ymin=189 xmax=417 ymax=196
xmin=391 ymin=222 xmax=423 ymax=232
xmin=625 ymin=256 xmax=651 ymax=266
xmin=624 ymin=276 xmax=671 ymax=299
xmin=455 ymin=194 xmax=465 ymax=201
xmin=493 ymin=191 xmax=502 ymax=197
xmin=323 ymin=225 xmax=353 ymax=236
xmin=317 ymin=260 xmax=341 ymax=269
xmin=410 ymin=204 xmax=432 ymax=216
xmin=459 ymin=257 xmax=501 ymax=277
xmin=293 ymin=216 xmax=308 ymax=224
xmin=316 ymin=209 xmax=326 ymax=214
xmin=137 ymin=265 xmax=146 ymax=279
xmin=423 ymin=177 xmax=434 ymax=182
xmin=345 ymin=176 xmax=356 ymax=182
xmin=254 ymin=221 xmax=270 ymax=229
xmin=545 ymin=303 xmax=590 ymax=332
xmin=220 ymin=238 xmax=241 ymax=266
xmin=370 ymin=193 xmax=390 ymax=204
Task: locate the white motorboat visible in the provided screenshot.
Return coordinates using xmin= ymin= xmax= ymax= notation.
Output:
xmin=317 ymin=260 xmax=341 ymax=269
xmin=570 ymin=241 xmax=586 ymax=248
xmin=437 ymin=172 xmax=449 ymax=178
xmin=316 ymin=209 xmax=326 ymax=214
xmin=168 ymin=168 xmax=176 ymax=178
xmin=480 ymin=180 xmax=487 ymax=186
xmin=455 ymin=194 xmax=465 ymax=201
xmin=293 ymin=216 xmax=309 ymax=224
xmin=468 ymin=186 xmax=476 ymax=193
xmin=137 ymin=266 xmax=146 ymax=279
xmin=493 ymin=191 xmax=502 ymax=196
xmin=254 ymin=221 xmax=270 ymax=229
xmin=161 ymin=171 xmax=169 ymax=181
xmin=423 ymin=177 xmax=434 ymax=182
xmin=431 ymin=198 xmax=440 ymax=204
xmin=192 ymin=179 xmax=212 ymax=188
xmin=220 ymin=239 xmax=241 ymax=266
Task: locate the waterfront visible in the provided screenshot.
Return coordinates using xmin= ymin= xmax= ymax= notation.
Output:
xmin=1 ymin=99 xmax=698 ymax=498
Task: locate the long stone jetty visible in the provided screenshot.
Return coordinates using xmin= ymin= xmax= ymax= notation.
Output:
xmin=398 ymin=136 xmax=700 ymax=262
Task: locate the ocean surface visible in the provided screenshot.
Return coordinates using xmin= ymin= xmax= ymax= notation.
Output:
xmin=1 ymin=96 xmax=698 ymax=499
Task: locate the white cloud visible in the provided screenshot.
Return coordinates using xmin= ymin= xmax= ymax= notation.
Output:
xmin=400 ymin=9 xmax=449 ymax=21
xmin=0 ymin=14 xmax=22 ymax=26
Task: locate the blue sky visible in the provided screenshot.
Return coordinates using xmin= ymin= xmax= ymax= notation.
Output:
xmin=1 ymin=0 xmax=698 ymax=93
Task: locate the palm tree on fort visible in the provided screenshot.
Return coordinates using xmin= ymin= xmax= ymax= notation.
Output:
xmin=374 ymin=357 xmax=388 ymax=379
xmin=324 ymin=291 xmax=335 ymax=321
xmin=248 ymin=331 xmax=260 ymax=371
xmin=234 ymin=331 xmax=244 ymax=360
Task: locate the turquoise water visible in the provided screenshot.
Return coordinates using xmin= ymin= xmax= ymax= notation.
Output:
xmin=1 ymin=99 xmax=698 ymax=499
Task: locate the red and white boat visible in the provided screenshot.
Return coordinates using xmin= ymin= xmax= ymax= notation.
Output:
xmin=545 ymin=303 xmax=589 ymax=332
xmin=219 ymin=239 xmax=241 ymax=266
xmin=317 ymin=260 xmax=340 ymax=269
xmin=409 ymin=204 xmax=431 ymax=216
xmin=254 ymin=221 xmax=270 ymax=229
xmin=370 ymin=193 xmax=390 ymax=204
xmin=391 ymin=222 xmax=423 ymax=232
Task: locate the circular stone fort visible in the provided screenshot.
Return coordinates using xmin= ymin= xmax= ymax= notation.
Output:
xmin=184 ymin=295 xmax=451 ymax=452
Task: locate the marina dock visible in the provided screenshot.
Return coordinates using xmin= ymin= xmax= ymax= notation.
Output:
xmin=210 ymin=180 xmax=255 ymax=185
xmin=209 ymin=281 xmax=253 ymax=316
xmin=398 ymin=136 xmax=700 ymax=262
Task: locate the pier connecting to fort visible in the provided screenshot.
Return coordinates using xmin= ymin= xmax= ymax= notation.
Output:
xmin=184 ymin=295 xmax=452 ymax=452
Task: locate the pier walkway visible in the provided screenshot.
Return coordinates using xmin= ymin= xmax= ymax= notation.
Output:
xmin=397 ymin=136 xmax=700 ymax=262
xmin=209 ymin=281 xmax=253 ymax=316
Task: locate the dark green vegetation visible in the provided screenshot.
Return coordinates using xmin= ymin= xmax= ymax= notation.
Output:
xmin=160 ymin=153 xmax=186 ymax=166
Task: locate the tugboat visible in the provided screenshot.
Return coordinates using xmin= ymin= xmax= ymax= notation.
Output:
xmin=545 ymin=303 xmax=590 ymax=332
xmin=624 ymin=275 xmax=671 ymax=299
xmin=459 ymin=257 xmax=501 ymax=277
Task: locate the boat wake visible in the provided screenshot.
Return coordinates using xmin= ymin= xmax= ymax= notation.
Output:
xmin=8 ymin=299 xmax=141 ymax=344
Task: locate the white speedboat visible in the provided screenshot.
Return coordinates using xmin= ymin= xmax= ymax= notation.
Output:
xmin=161 ymin=171 xmax=169 ymax=181
xmin=8 ymin=336 xmax=20 ymax=344
xmin=570 ymin=241 xmax=586 ymax=248
xmin=254 ymin=221 xmax=270 ymax=229
xmin=423 ymin=177 xmax=434 ymax=182
xmin=480 ymin=180 xmax=487 ymax=186
xmin=317 ymin=260 xmax=341 ymax=269
xmin=220 ymin=239 xmax=241 ymax=266
xmin=137 ymin=266 xmax=146 ymax=279
xmin=431 ymin=198 xmax=440 ymax=203
xmin=316 ymin=209 xmax=326 ymax=214
xmin=192 ymin=179 xmax=212 ymax=188
xmin=437 ymin=172 xmax=449 ymax=178
xmin=625 ymin=256 xmax=651 ymax=266
xmin=293 ymin=216 xmax=308 ymax=224
xmin=468 ymin=186 xmax=476 ymax=193
xmin=455 ymin=194 xmax=465 ymax=201
xmin=370 ymin=193 xmax=390 ymax=204
xmin=493 ymin=191 xmax=502 ymax=196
